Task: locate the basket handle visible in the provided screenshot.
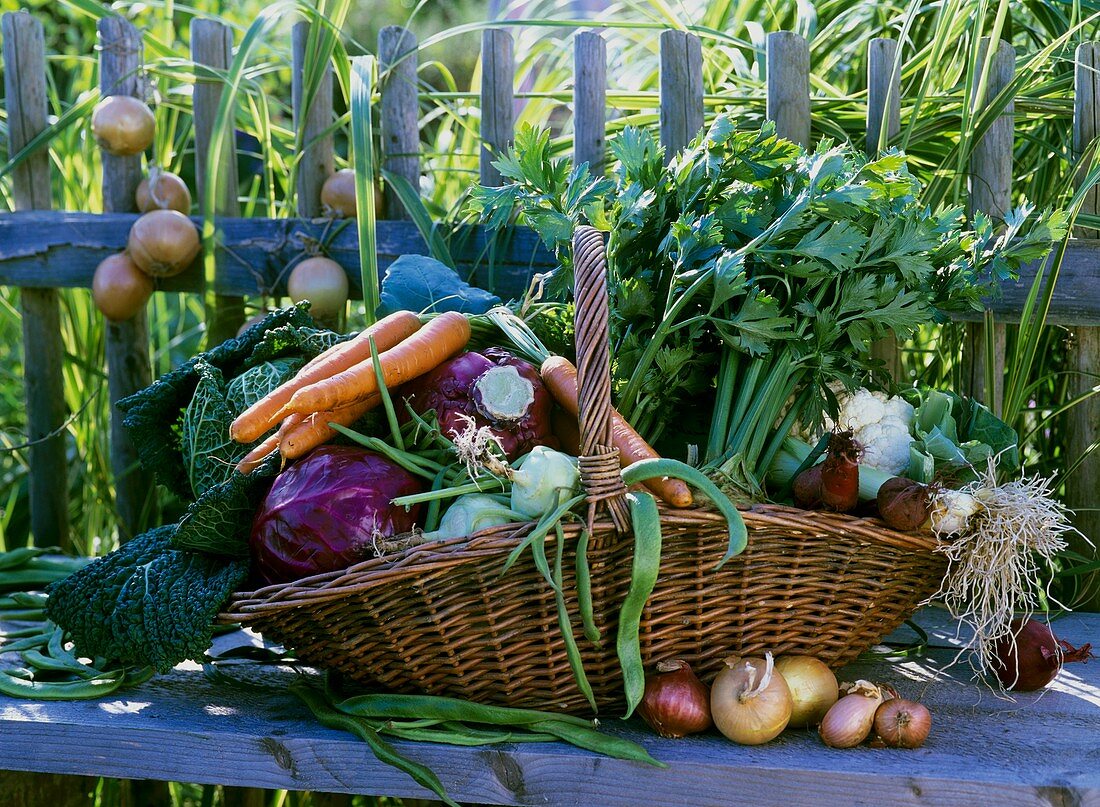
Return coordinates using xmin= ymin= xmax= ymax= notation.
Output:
xmin=572 ymin=226 xmax=631 ymax=533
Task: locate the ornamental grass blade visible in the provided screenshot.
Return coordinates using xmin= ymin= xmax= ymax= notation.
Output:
xmin=351 ymin=55 xmax=380 ymax=325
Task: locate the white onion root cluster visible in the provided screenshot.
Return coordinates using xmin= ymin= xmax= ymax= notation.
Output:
xmin=928 ymin=457 xmax=1082 ymax=675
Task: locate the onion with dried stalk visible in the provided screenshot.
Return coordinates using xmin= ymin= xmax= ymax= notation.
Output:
xmin=927 ymin=456 xmax=1084 ymax=688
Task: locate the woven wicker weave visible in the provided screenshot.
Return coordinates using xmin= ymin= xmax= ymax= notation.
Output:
xmin=221 ymin=226 xmax=946 ymax=714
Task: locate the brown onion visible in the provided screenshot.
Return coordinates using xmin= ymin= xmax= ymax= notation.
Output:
xmin=136 ymin=170 xmax=191 ymax=214
xmin=321 ymin=169 xmax=357 ymax=218
xmin=92 ymin=253 xmax=153 ymax=321
xmin=128 ymin=209 xmax=200 ymax=277
xmin=877 ymin=477 xmax=931 ymax=531
xmin=92 ymin=95 xmax=155 ymax=156
xmin=637 ymin=659 xmax=712 ymax=739
xmin=287 ymin=257 xmax=349 ymax=320
xmin=873 ymin=698 xmax=931 ymax=748
xmin=774 ymin=655 xmax=838 ymax=728
xmin=711 ymin=652 xmax=792 ymax=745
xmin=819 ymin=680 xmax=883 ymax=748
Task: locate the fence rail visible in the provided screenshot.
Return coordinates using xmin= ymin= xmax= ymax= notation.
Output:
xmin=1 ymin=10 xmax=1098 ymax=567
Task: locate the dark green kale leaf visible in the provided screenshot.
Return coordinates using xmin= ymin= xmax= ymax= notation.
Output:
xmin=46 ymin=525 xmax=248 ymax=673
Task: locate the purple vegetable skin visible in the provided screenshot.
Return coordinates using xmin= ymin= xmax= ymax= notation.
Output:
xmin=400 ymin=348 xmax=557 ymax=460
xmin=250 ymin=445 xmax=422 ymax=585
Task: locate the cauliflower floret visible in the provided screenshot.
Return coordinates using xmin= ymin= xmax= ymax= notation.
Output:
xmin=883 ymin=396 xmax=915 ymax=428
xmin=836 ymin=388 xmax=887 ymax=433
xmin=857 ymin=421 xmax=913 ymax=476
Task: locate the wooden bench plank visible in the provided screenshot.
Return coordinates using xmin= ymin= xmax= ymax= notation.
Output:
xmin=2 ymin=212 xmax=1097 ymax=325
xmin=1 ymin=611 xmax=1098 ymax=805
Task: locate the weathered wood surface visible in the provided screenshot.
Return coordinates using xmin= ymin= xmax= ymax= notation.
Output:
xmin=0 ymin=213 xmax=555 ymax=301
xmin=1 ymin=610 xmax=1098 ymax=805
xmin=480 ymin=29 xmax=514 ymax=187
xmin=1068 ymin=42 xmax=1100 ymax=608
xmin=191 ymin=18 xmax=245 ymax=344
xmin=659 ymin=30 xmax=704 ymax=157
xmin=767 ymin=31 xmax=811 ymax=148
xmin=3 ymin=212 xmax=1098 ymax=324
xmin=2 ymin=11 xmax=71 ymax=551
xmin=98 ymin=15 xmax=155 ymax=542
xmin=963 ymin=37 xmax=1014 ymax=415
xmin=573 ymin=31 xmax=607 ymax=173
xmin=378 ymin=25 xmax=419 ymax=220
xmin=866 ymin=37 xmax=903 ymax=383
xmin=292 ymin=21 xmax=336 ymax=219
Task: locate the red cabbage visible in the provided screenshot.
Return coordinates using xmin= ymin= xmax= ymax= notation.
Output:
xmin=250 ymin=445 xmax=423 ymax=584
xmin=400 ymin=348 xmax=557 ymax=460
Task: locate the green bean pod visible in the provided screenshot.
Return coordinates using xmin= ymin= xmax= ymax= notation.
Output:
xmin=331 ymin=690 xmax=593 ymax=729
xmin=621 ymin=458 xmax=748 ymax=567
xmin=0 ymin=669 xmax=125 ymax=700
xmin=529 ymin=720 xmax=665 ymax=767
xmin=292 ymin=683 xmax=458 ymax=807
xmin=552 ymin=523 xmax=596 ymax=713
xmin=574 ymin=527 xmax=600 ymax=644
xmin=616 ymin=492 xmax=662 ymax=719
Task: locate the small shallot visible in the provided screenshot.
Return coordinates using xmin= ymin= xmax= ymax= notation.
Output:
xmin=819 ymin=680 xmax=883 ymax=748
xmin=637 ymin=659 xmax=713 ymax=739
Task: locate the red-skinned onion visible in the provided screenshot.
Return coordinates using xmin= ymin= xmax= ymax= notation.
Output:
xmin=637 ymin=659 xmax=712 ymax=739
xmin=873 ymin=698 xmax=931 ymax=748
xmin=991 ymin=618 xmax=1094 ymax=692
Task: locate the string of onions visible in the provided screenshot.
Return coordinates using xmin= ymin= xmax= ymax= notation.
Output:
xmin=927 ymin=457 xmax=1082 ymax=681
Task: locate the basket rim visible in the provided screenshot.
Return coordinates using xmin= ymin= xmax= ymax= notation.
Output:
xmin=220 ymin=502 xmax=940 ymax=620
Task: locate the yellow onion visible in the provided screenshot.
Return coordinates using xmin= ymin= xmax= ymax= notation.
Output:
xmin=711 ymin=652 xmax=792 ymax=745
xmin=774 ymin=655 xmax=838 ymax=728
xmin=320 ymin=169 xmax=357 ymax=218
xmin=92 ymin=95 xmax=155 ymax=156
xmin=819 ymin=680 xmax=883 ymax=748
xmin=127 ymin=209 xmax=200 ymax=277
xmin=873 ymin=698 xmax=931 ymax=749
xmin=92 ymin=253 xmax=153 ymax=322
xmin=287 ymin=257 xmax=349 ymax=320
xmin=136 ymin=170 xmax=191 ymax=214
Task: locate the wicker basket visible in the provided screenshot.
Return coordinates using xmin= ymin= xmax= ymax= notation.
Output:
xmin=221 ymin=226 xmax=947 ymax=714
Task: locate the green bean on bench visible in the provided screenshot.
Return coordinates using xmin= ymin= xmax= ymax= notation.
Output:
xmin=617 ymin=491 xmax=662 ymax=719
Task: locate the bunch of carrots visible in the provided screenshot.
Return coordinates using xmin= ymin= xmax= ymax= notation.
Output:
xmin=231 ymin=310 xmax=462 ymax=472
xmin=229 ymin=309 xmax=692 ymax=508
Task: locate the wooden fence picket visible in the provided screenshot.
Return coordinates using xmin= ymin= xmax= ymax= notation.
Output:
xmin=573 ymin=31 xmax=607 ymax=173
xmin=962 ymin=37 xmax=1013 ymax=415
xmin=378 ymin=25 xmax=419 ymax=220
xmin=1 ymin=11 xmax=70 ymax=550
xmin=766 ymin=31 xmax=811 ymax=148
xmin=480 ymin=29 xmax=514 ymax=187
xmin=659 ymin=30 xmax=703 ymax=157
xmin=1069 ymin=42 xmax=1100 ymax=608
xmin=866 ymin=37 xmax=903 ymax=384
xmin=98 ymin=15 xmax=155 ymax=542
xmin=292 ymin=21 xmax=335 ymax=218
xmin=191 ymin=18 xmax=244 ymax=344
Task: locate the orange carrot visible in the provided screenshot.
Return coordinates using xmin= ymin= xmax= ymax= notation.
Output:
xmin=236 ymin=433 xmax=281 ymax=475
xmin=229 ymin=310 xmax=421 ymax=444
xmin=284 ymin=311 xmax=472 ymax=416
xmin=278 ymin=395 xmax=380 ymax=460
xmin=540 ymin=356 xmax=693 ymax=508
